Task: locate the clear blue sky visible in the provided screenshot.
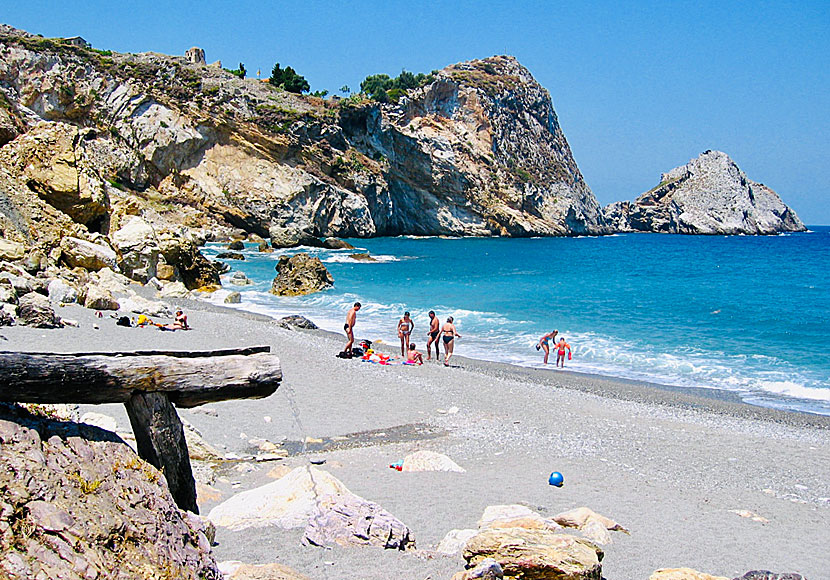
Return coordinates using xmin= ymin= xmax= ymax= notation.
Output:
xmin=5 ymin=1 xmax=829 ymax=223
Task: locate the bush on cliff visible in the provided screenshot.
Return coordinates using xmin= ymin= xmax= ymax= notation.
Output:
xmin=359 ymin=69 xmax=437 ymax=102
xmin=269 ymin=63 xmax=310 ymax=93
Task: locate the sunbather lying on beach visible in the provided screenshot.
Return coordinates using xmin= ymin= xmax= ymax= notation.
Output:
xmin=155 ymin=310 xmax=191 ymax=331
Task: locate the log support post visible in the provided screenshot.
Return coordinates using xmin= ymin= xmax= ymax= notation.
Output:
xmin=124 ymin=392 xmax=198 ymax=514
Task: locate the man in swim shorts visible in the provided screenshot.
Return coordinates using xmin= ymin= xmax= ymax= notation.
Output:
xmin=426 ymin=310 xmax=440 ymax=360
xmin=344 ymin=302 xmax=361 ymax=354
xmin=536 ymin=330 xmax=558 ymax=364
xmin=397 ymin=311 xmax=414 ymax=356
xmin=555 ymin=337 xmax=571 ymax=368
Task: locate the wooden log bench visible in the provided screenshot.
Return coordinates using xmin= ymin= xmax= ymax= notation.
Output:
xmin=0 ymin=346 xmax=282 ymax=514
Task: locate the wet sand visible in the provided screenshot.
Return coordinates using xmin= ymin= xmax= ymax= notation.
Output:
xmin=3 ymin=298 xmax=829 ymax=579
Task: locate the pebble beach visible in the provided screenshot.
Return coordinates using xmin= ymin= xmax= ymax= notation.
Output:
xmin=3 ymin=297 xmax=829 ymax=579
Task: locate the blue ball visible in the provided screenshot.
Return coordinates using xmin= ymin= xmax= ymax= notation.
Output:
xmin=548 ymin=471 xmax=564 ymax=487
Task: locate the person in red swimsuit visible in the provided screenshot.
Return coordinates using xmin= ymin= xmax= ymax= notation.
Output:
xmin=555 ymin=337 xmax=571 ymax=368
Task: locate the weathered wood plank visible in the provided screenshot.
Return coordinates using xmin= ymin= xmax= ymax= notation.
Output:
xmin=0 ymin=345 xmax=271 ymax=358
xmin=125 ymin=392 xmax=198 ymax=513
xmin=0 ymin=352 xmax=281 ymax=408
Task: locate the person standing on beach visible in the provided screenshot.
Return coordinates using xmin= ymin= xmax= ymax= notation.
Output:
xmin=426 ymin=311 xmax=440 ymax=360
xmin=344 ymin=302 xmax=361 ymax=354
xmin=536 ymin=330 xmax=558 ymax=365
xmin=397 ymin=311 xmax=414 ymax=356
xmin=555 ymin=337 xmax=571 ymax=368
xmin=441 ymin=317 xmax=461 ymax=367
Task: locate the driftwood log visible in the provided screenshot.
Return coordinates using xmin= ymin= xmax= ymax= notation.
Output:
xmin=0 ymin=347 xmax=282 ymax=513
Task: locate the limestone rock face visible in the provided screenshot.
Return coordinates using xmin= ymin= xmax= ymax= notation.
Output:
xmin=604 ymin=151 xmax=806 ymax=235
xmin=270 ymin=253 xmax=333 ymax=296
xmin=0 ymin=404 xmax=221 ymax=580
xmin=0 ymin=29 xmax=606 ymax=246
xmin=463 ymin=528 xmax=603 ymax=580
xmin=341 ymin=56 xmax=607 ymax=236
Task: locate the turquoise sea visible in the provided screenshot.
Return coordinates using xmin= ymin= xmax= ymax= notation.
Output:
xmin=202 ymin=227 xmax=830 ymax=416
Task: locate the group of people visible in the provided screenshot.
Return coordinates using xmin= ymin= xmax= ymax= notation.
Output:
xmin=344 ymin=302 xmax=572 ymax=369
xmin=536 ymin=329 xmax=571 ymax=367
xmin=344 ymin=303 xmax=461 ymax=367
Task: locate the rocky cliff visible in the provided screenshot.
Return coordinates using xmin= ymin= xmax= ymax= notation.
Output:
xmin=603 ymin=151 xmax=806 ymax=235
xmin=0 ymin=24 xmax=606 ymax=254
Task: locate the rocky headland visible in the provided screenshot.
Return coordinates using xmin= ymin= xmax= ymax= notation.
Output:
xmin=603 ymin=151 xmax=806 ymax=235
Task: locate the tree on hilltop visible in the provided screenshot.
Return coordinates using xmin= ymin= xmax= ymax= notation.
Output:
xmin=359 ymin=69 xmax=437 ymax=103
xmin=269 ymin=63 xmax=310 ymax=93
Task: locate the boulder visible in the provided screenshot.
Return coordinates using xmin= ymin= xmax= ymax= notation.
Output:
xmin=230 ymin=271 xmax=253 ymax=285
xmin=0 ymin=273 xmax=35 ymax=296
xmin=83 ymin=284 xmax=119 ymax=310
xmin=297 ymin=235 xmax=324 ymax=248
xmin=47 ymin=279 xmax=79 ymax=304
xmin=117 ymin=294 xmax=172 ymax=317
xmin=478 ymin=505 xmax=560 ymax=532
xmin=0 ymin=239 xmax=25 ymax=261
xmin=17 ymin=292 xmax=59 ymax=328
xmin=60 ymin=237 xmax=119 ymax=271
xmin=270 ymin=253 xmax=333 ymax=296
xmin=158 ymin=236 xmax=220 ymax=290
xmin=649 ymin=569 xmax=729 ymax=580
xmin=227 ymin=240 xmax=245 ymax=251
xmin=258 ymin=242 xmax=274 ymax=253
xmin=23 ymin=249 xmax=48 ymax=273
xmin=80 ymin=412 xmax=119 ymax=432
xmin=159 ymin=281 xmax=190 ymax=299
xmin=156 ymin=263 xmax=176 ymax=280
xmin=216 ymin=252 xmax=245 ymax=260
xmin=452 ymin=558 xmax=504 ymax=580
xmin=91 ymin=268 xmax=133 ymax=295
xmin=349 ymin=252 xmax=376 ymax=262
xmin=0 ymin=306 xmax=14 ymax=326
xmin=437 ymin=528 xmax=479 ymax=555
xmin=269 ymin=225 xmax=303 ymax=248
xmin=552 ymin=507 xmax=629 ymax=544
xmin=225 ymin=291 xmax=242 ymax=304
xmin=0 ymin=404 xmax=221 ymax=579
xmin=0 ymin=282 xmax=16 ymax=305
xmin=322 ymin=237 xmax=355 ymax=250
xmin=303 ymin=493 xmax=415 ymax=550
xmin=210 ymin=466 xmax=379 ymax=533
xmin=402 ymin=450 xmax=466 ymax=472
xmin=218 ymin=561 xmax=312 ymax=580
xmin=463 ymin=528 xmax=603 ymax=580
xmin=277 ymin=315 xmax=318 ymax=330
xmin=111 ymin=216 xmax=160 ymax=282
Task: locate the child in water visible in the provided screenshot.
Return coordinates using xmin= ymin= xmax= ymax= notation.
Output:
xmin=555 ymin=337 xmax=571 ymax=368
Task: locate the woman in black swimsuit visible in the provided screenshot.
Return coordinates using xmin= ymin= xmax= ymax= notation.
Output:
xmin=441 ymin=316 xmax=461 ymax=366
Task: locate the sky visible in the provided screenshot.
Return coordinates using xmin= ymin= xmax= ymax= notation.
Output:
xmin=5 ymin=1 xmax=829 ymax=223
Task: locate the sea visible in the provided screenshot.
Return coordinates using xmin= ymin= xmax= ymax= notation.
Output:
xmin=200 ymin=227 xmax=830 ymax=416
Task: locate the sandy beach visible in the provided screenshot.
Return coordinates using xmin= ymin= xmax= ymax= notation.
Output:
xmin=3 ymin=298 xmax=829 ymax=579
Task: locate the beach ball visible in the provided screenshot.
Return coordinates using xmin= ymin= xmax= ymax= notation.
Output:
xmin=548 ymin=471 xmax=564 ymax=487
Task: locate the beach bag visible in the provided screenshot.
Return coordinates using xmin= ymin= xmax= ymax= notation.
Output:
xmin=116 ymin=316 xmax=131 ymax=327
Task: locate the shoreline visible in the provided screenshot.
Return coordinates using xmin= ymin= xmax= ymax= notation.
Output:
xmin=3 ymin=295 xmax=829 ymax=578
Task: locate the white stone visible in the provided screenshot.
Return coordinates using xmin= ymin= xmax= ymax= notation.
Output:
xmin=436 ymin=528 xmax=477 ymax=554
xmin=401 ymin=450 xmax=466 ymax=473
xmin=207 ymin=466 xmax=353 ymax=531
xmin=80 ymin=412 xmax=118 ymax=432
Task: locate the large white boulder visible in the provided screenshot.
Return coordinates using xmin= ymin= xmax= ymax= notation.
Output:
xmin=60 ymin=237 xmax=118 ymax=271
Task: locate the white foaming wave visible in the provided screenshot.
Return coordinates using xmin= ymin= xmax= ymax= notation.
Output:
xmin=321 ymin=254 xmax=402 ymax=263
xmin=194 ymin=281 xmax=830 ymax=411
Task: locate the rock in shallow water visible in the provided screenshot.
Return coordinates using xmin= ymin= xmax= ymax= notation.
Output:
xmin=270 ymin=253 xmax=333 ymax=296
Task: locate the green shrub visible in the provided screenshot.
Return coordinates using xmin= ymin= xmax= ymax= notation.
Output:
xmin=269 ymin=63 xmax=309 ymax=93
